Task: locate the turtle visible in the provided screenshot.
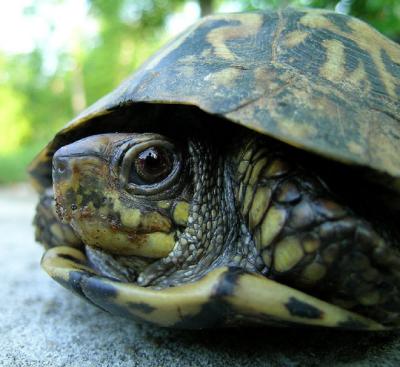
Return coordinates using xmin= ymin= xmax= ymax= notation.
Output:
xmin=29 ymin=7 xmax=400 ymax=330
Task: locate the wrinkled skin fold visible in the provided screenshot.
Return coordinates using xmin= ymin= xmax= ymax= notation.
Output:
xmin=34 ymin=129 xmax=400 ymax=328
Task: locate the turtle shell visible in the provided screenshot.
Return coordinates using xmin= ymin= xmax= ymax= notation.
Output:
xmin=30 ymin=8 xmax=400 ymax=329
xmin=30 ymin=7 xmax=400 ymax=192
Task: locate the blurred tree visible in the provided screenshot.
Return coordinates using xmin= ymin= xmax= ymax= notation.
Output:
xmin=200 ymin=0 xmax=214 ymax=15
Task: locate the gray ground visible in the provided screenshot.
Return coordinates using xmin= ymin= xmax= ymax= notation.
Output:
xmin=1 ymin=184 xmax=400 ymax=367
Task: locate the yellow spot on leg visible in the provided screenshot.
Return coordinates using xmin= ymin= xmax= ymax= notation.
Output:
xmin=242 ymin=185 xmax=254 ymax=216
xmin=263 ymin=158 xmax=290 ymax=178
xmin=300 ymin=263 xmax=327 ymax=285
xmin=237 ymin=161 xmax=249 ymax=177
xmin=274 ymin=236 xmax=304 ymax=273
xmin=260 ymin=207 xmax=287 ymax=248
xmin=262 ymin=250 xmax=272 ymax=267
xmin=249 ymin=158 xmax=268 ymax=185
xmin=302 ymin=235 xmax=320 ymax=253
xmin=249 ymin=186 xmax=271 ymax=230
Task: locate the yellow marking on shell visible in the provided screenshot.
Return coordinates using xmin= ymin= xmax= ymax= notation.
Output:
xmin=206 ymin=13 xmax=263 ymax=61
xmin=300 ymin=263 xmax=327 ymax=285
xmin=260 ymin=207 xmax=287 ymax=248
xmin=207 ymin=67 xmax=240 ymax=88
xmin=180 ymin=65 xmax=195 ymax=78
xmin=248 ymin=158 xmax=268 ymax=186
xmin=278 ymin=118 xmax=318 ymax=140
xmin=274 ymin=236 xmax=304 ymax=273
xmin=300 ymin=12 xmax=335 ymax=31
xmin=253 ymin=66 xmax=282 ymax=96
xmin=320 ymin=39 xmax=345 ymax=83
xmin=284 ymin=30 xmax=309 ymax=48
xmin=347 ymin=18 xmax=399 ymax=98
xmin=347 ymin=141 xmax=364 ymax=156
xmin=300 ymin=11 xmax=400 ymax=98
xmin=201 ymin=48 xmax=213 ymax=58
xmin=249 ymin=186 xmax=271 ymax=230
xmin=225 ymin=271 xmax=385 ymax=329
xmin=173 ymin=201 xmax=190 ymax=226
xmin=348 ymin=61 xmax=368 ymax=88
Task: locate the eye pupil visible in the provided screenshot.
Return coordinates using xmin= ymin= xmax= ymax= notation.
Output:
xmin=138 ymin=148 xmax=164 ymax=173
xmin=131 ymin=146 xmax=173 ymax=184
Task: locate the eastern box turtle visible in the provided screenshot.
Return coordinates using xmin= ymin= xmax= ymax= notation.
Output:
xmin=29 ymin=8 xmax=400 ymax=329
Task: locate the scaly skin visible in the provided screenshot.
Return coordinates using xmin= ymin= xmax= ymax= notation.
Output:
xmin=235 ymin=137 xmax=400 ymax=325
xmin=35 ymin=131 xmax=400 ymax=326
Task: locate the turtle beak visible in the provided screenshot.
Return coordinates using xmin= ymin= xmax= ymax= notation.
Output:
xmin=52 ymin=136 xmax=109 ymax=223
xmin=53 ymin=135 xmax=107 ymax=180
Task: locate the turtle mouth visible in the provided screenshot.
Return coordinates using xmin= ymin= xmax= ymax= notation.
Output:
xmin=84 ymin=244 xmax=158 ymax=282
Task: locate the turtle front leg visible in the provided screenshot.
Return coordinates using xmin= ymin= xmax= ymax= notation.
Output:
xmin=34 ymin=188 xmax=82 ymax=249
xmin=236 ymin=137 xmax=400 ymax=326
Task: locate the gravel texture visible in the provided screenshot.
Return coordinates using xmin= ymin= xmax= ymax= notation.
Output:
xmin=1 ymin=184 xmax=400 ymax=367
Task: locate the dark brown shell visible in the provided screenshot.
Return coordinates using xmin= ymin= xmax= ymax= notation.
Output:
xmin=29 ymin=8 xmax=400 ymax=192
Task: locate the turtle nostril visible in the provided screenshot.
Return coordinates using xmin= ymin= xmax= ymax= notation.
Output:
xmin=57 ymin=161 xmax=67 ymax=174
xmin=53 ymin=156 xmax=70 ymax=178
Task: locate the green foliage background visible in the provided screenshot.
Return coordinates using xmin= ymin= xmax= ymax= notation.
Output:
xmin=0 ymin=0 xmax=399 ymax=183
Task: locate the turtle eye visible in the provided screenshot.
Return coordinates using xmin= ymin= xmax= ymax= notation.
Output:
xmin=120 ymin=139 xmax=180 ymax=192
xmin=131 ymin=146 xmax=173 ymax=185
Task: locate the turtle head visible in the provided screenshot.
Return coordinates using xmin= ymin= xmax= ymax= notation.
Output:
xmin=52 ymin=133 xmax=191 ymax=259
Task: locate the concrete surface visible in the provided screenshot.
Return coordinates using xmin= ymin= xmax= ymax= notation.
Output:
xmin=1 ymin=184 xmax=400 ymax=367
